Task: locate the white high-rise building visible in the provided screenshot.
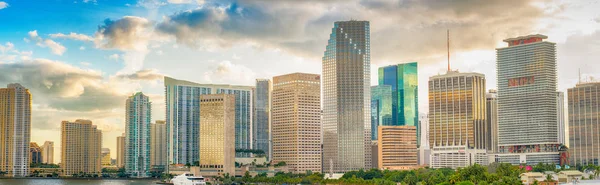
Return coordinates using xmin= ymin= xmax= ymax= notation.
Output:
xmin=41 ymin=141 xmax=54 ymax=164
xmin=496 ymin=34 xmax=560 ymax=165
xmin=557 ymin=91 xmax=566 ymax=145
xmin=125 ymin=92 xmax=152 ymax=177
xmin=0 ymin=83 xmax=31 ymax=177
xmin=322 ymin=20 xmax=372 ymax=173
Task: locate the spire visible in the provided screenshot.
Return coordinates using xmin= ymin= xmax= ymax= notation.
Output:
xmin=447 ymin=29 xmax=450 ymax=72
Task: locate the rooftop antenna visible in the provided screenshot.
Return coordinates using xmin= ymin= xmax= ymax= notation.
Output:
xmin=578 ymin=68 xmax=581 ymax=84
xmin=447 ymin=29 xmax=450 ymax=72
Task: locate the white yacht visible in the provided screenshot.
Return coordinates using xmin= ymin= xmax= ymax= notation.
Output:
xmin=171 ymin=173 xmax=207 ymax=185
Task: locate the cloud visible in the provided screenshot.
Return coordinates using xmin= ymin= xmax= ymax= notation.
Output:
xmin=28 ymin=30 xmax=67 ymax=55
xmin=0 ymin=42 xmax=33 ymax=62
xmin=203 ymin=60 xmax=255 ymax=85
xmin=0 ymin=1 xmax=8 ymax=10
xmin=79 ymin=46 xmax=86 ymax=50
xmin=115 ymin=69 xmax=163 ymax=81
xmin=109 ymin=54 xmax=120 ymax=61
xmin=167 ymin=0 xmax=204 ymax=4
xmin=50 ymin=32 xmax=94 ymax=42
xmin=595 ymin=16 xmax=600 ymax=23
xmin=95 ymin=16 xmax=151 ymax=51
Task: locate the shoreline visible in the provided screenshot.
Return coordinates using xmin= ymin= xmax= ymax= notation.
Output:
xmin=0 ymin=177 xmax=159 ymax=180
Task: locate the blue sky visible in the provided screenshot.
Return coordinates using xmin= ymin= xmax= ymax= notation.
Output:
xmin=1 ymin=0 xmax=600 ymax=161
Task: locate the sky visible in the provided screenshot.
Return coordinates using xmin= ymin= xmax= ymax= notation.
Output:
xmin=1 ymin=0 xmax=600 ymax=162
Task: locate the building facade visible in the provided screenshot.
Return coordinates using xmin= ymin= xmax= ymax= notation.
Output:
xmin=322 ymin=20 xmax=372 ymax=173
xmin=557 ymin=91 xmax=566 ymax=145
xmin=125 ymin=92 xmax=152 ymax=177
xmin=164 ymin=77 xmax=252 ymax=164
xmin=61 ymin=119 xmax=102 ymax=176
xmin=568 ymin=82 xmax=600 ymax=166
xmin=41 ymin=141 xmax=54 ymax=164
xmin=496 ymin=34 xmax=560 ymax=165
xmin=378 ymin=62 xmax=419 ymax=145
xmin=29 ymin=142 xmax=42 ymax=164
xmin=486 ymin=90 xmax=499 ymax=154
xmin=371 ymin=85 xmax=392 ymax=140
xmin=377 ymin=126 xmax=418 ymax=170
xmin=272 ymin=73 xmax=322 ymax=173
xmin=428 ymin=71 xmax=488 ymax=169
xmin=117 ymin=133 xmax=125 ymax=168
xmin=101 ymin=148 xmax=111 ymax=167
xmin=418 ymin=114 xmax=430 ymax=165
xmin=151 ymin=120 xmax=167 ymax=170
xmin=0 ymin=83 xmax=31 ymax=177
xmin=253 ymin=79 xmax=271 ymax=160
xmin=199 ymin=94 xmax=236 ymax=176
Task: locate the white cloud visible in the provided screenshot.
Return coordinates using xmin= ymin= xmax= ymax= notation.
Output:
xmin=27 ymin=30 xmax=67 ymax=56
xmin=80 ymin=62 xmax=91 ymax=66
xmin=0 ymin=42 xmax=14 ymax=53
xmin=0 ymin=2 xmax=8 ymax=10
xmin=109 ymin=54 xmax=120 ymax=61
xmin=50 ymin=32 xmax=94 ymax=42
xmin=203 ymin=60 xmax=256 ymax=85
xmin=79 ymin=46 xmax=86 ymax=50
xmin=0 ymin=42 xmax=33 ymax=62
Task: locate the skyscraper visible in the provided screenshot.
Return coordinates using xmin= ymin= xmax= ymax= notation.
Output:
xmin=486 ymin=90 xmax=498 ymax=154
xmin=429 ymin=71 xmax=487 ymax=169
xmin=496 ymin=34 xmax=560 ymax=165
xmin=322 ymin=20 xmax=372 ymax=173
xmin=164 ymin=77 xmax=252 ymax=164
xmin=199 ymin=94 xmax=236 ymax=176
xmin=0 ymin=83 xmax=31 ymax=177
xmin=557 ymin=91 xmax=566 ymax=145
xmin=151 ymin=120 xmax=167 ymax=170
xmin=568 ymin=82 xmax=600 ymax=166
xmin=29 ymin=142 xmax=42 ymax=164
xmin=253 ymin=79 xmax=271 ymax=160
xmin=101 ymin=148 xmax=111 ymax=167
xmin=378 ymin=62 xmax=419 ymax=145
xmin=117 ymin=133 xmax=125 ymax=168
xmin=377 ymin=126 xmax=418 ymax=170
xmin=61 ymin=119 xmax=102 ymax=176
xmin=125 ymin=92 xmax=152 ymax=177
xmin=41 ymin=141 xmax=54 ymax=164
xmin=272 ymin=73 xmax=322 ymax=173
xmin=371 ymin=85 xmax=392 ymax=140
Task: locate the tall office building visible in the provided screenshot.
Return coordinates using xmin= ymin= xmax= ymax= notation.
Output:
xmin=165 ymin=77 xmax=252 ymax=164
xmin=418 ymin=114 xmax=431 ymax=166
xmin=61 ymin=119 xmax=102 ymax=176
xmin=199 ymin=94 xmax=236 ymax=176
xmin=125 ymin=92 xmax=152 ymax=177
xmin=101 ymin=148 xmax=111 ymax=167
xmin=486 ymin=90 xmax=499 ymax=154
xmin=0 ymin=83 xmax=31 ymax=177
xmin=117 ymin=133 xmax=125 ymax=168
xmin=557 ymin=92 xmax=566 ymax=145
xmin=371 ymin=85 xmax=392 ymax=140
xmin=322 ymin=20 xmax=372 ymax=173
xmin=151 ymin=121 xmax=167 ymax=169
xmin=253 ymin=79 xmax=271 ymax=160
xmin=378 ymin=62 xmax=419 ymax=145
xmin=377 ymin=126 xmax=418 ymax=170
xmin=272 ymin=73 xmax=322 ymax=173
xmin=429 ymin=71 xmax=488 ymax=169
xmin=29 ymin=142 xmax=42 ymax=164
xmin=41 ymin=141 xmax=54 ymax=164
xmin=568 ymin=82 xmax=600 ymax=166
xmin=496 ymin=34 xmax=560 ymax=165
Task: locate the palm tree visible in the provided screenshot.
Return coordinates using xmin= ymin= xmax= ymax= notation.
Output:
xmin=594 ymin=165 xmax=600 ymax=180
xmin=544 ymin=174 xmax=555 ymax=182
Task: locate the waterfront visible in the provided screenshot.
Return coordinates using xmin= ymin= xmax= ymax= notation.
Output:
xmin=0 ymin=179 xmax=157 ymax=185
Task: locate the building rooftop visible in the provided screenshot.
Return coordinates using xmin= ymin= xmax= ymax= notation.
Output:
xmin=429 ymin=70 xmax=485 ymax=80
xmin=164 ymin=76 xmax=253 ymax=90
xmin=503 ymin=34 xmax=548 ymax=42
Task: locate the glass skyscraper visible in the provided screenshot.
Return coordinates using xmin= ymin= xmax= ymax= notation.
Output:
xmin=253 ymin=79 xmax=271 ymax=160
xmin=165 ymin=77 xmax=252 ymax=164
xmin=378 ymin=62 xmax=419 ymax=146
xmin=125 ymin=92 xmax=152 ymax=177
xmin=371 ymin=85 xmax=392 ymax=140
xmin=322 ymin=20 xmax=372 ymax=173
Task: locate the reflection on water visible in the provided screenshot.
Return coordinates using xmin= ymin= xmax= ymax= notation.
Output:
xmin=0 ymin=179 xmax=157 ymax=185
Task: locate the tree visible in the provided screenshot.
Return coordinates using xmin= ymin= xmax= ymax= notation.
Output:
xmin=456 ymin=181 xmax=475 ymax=185
xmin=544 ymin=174 xmax=555 ymax=182
xmin=403 ymin=173 xmax=418 ymax=185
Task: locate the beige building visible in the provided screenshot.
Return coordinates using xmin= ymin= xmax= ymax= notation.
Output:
xmin=199 ymin=94 xmax=235 ymax=176
xmin=29 ymin=142 xmax=42 ymax=164
xmin=41 ymin=141 xmax=54 ymax=164
xmin=377 ymin=126 xmax=418 ymax=170
xmin=101 ymin=148 xmax=111 ymax=167
xmin=117 ymin=133 xmax=125 ymax=168
xmin=61 ymin=119 xmax=102 ymax=176
xmin=0 ymin=84 xmax=32 ymax=177
xmin=151 ymin=120 xmax=167 ymax=169
xmin=272 ymin=73 xmax=322 ymax=173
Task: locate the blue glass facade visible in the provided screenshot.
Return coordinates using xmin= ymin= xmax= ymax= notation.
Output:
xmin=125 ymin=92 xmax=152 ymax=177
xmin=370 ymin=85 xmax=392 ymax=140
xmin=253 ymin=79 xmax=270 ymax=160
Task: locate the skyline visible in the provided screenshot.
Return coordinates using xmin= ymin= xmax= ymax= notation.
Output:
xmin=1 ymin=0 xmax=600 ymax=162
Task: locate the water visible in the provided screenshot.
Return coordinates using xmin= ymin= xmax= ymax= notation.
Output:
xmin=0 ymin=179 xmax=158 ymax=185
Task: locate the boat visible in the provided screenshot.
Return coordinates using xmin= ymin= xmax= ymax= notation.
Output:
xmin=170 ymin=173 xmax=207 ymax=185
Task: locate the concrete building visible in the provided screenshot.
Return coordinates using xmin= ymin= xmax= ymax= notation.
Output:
xmin=101 ymin=148 xmax=111 ymax=167
xmin=151 ymin=120 xmax=167 ymax=170
xmin=125 ymin=92 xmax=152 ymax=177
xmin=199 ymin=94 xmax=236 ymax=176
xmin=41 ymin=141 xmax=54 ymax=164
xmin=61 ymin=119 xmax=102 ymax=176
xmin=568 ymin=82 xmax=600 ymax=166
xmin=253 ymin=79 xmax=271 ymax=160
xmin=377 ymin=126 xmax=418 ymax=170
xmin=271 ymin=73 xmax=322 ymax=173
xmin=496 ymin=34 xmax=560 ymax=165
xmin=378 ymin=62 xmax=419 ymax=146
xmin=164 ymin=76 xmax=252 ymax=164
xmin=117 ymin=133 xmax=125 ymax=168
xmin=557 ymin=91 xmax=566 ymax=145
xmin=29 ymin=142 xmax=42 ymax=164
xmin=486 ymin=90 xmax=498 ymax=154
xmin=371 ymin=85 xmax=392 ymax=140
xmin=418 ymin=114 xmax=430 ymax=165
xmin=428 ymin=71 xmax=488 ymax=169
xmin=0 ymin=83 xmax=31 ymax=177
xmin=322 ymin=20 xmax=372 ymax=173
